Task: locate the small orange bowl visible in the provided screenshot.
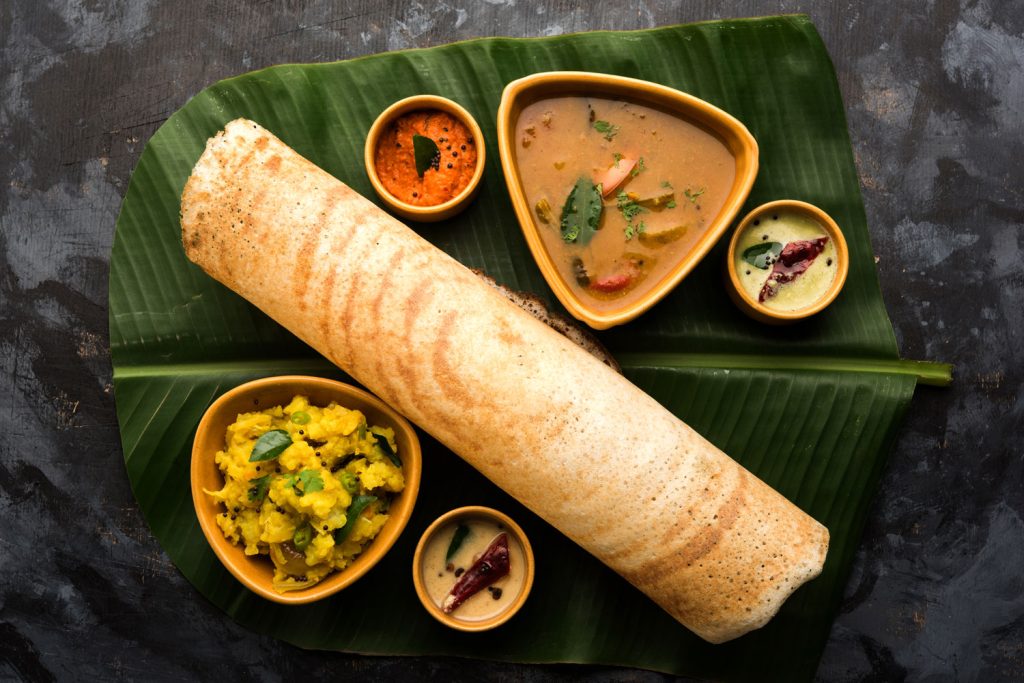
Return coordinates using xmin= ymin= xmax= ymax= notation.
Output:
xmin=412 ymin=506 xmax=535 ymax=632
xmin=191 ymin=375 xmax=422 ymax=605
xmin=497 ymin=71 xmax=759 ymax=330
xmin=365 ymin=95 xmax=486 ymax=222
xmin=725 ymin=200 xmax=849 ymax=324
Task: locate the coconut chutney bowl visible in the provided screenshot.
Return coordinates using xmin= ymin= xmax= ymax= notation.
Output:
xmin=412 ymin=506 xmax=535 ymax=632
xmin=190 ymin=375 xmax=422 ymax=605
xmin=365 ymin=94 xmax=486 ymax=223
xmin=497 ymin=71 xmax=759 ymax=330
xmin=725 ymin=199 xmax=850 ymax=324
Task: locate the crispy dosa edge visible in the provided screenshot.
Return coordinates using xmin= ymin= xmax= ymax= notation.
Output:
xmin=180 ymin=119 xmax=829 ymax=643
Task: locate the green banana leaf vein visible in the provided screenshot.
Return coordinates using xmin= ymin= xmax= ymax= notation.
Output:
xmin=109 ymin=15 xmax=950 ymax=681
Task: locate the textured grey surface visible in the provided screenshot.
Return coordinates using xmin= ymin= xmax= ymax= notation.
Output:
xmin=1 ymin=1 xmax=1022 ymax=680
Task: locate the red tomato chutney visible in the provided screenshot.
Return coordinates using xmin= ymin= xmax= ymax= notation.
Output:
xmin=374 ymin=110 xmax=478 ymax=206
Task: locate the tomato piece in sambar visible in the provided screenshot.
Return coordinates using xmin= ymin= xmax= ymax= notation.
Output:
xmin=374 ymin=110 xmax=478 ymax=206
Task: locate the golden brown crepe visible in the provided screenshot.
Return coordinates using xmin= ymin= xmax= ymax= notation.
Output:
xmin=181 ymin=119 xmax=829 ymax=643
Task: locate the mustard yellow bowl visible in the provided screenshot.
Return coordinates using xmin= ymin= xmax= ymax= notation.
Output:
xmin=497 ymin=71 xmax=759 ymax=330
xmin=365 ymin=95 xmax=486 ymax=222
xmin=190 ymin=375 xmax=422 ymax=605
xmin=412 ymin=506 xmax=534 ymax=632
xmin=725 ymin=199 xmax=849 ymax=324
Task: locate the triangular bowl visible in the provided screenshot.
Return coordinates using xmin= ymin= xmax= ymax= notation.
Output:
xmin=497 ymin=71 xmax=759 ymax=329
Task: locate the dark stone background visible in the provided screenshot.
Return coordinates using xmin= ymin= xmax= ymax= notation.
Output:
xmin=1 ymin=1 xmax=1021 ymax=680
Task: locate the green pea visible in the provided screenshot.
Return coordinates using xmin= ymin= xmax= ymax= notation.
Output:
xmin=293 ymin=523 xmax=313 ymax=551
xmin=340 ymin=471 xmax=359 ymax=494
xmin=290 ymin=411 xmax=311 ymax=425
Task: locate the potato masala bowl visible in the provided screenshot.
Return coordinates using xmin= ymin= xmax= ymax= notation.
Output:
xmin=190 ymin=376 xmax=422 ymax=605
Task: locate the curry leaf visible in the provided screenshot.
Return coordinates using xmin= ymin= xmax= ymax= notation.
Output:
xmin=412 ymin=134 xmax=439 ymax=177
xmin=592 ymin=120 xmax=619 ymax=141
xmin=334 ymin=495 xmax=378 ymax=543
xmin=372 ymin=431 xmax=401 ymax=467
xmin=445 ymin=523 xmax=472 ymax=563
xmin=249 ymin=430 xmax=292 ymax=462
xmin=560 ymin=176 xmax=603 ymax=245
xmin=743 ymin=242 xmax=784 ymax=269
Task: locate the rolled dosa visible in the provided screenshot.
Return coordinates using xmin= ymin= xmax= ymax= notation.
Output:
xmin=181 ymin=119 xmax=828 ymax=643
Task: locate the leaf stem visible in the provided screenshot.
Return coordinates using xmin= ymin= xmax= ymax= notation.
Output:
xmin=617 ymin=354 xmax=953 ymax=387
xmin=114 ymin=354 xmax=953 ymax=386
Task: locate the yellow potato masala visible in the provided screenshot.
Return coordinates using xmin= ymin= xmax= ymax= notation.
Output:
xmin=204 ymin=395 xmax=405 ymax=592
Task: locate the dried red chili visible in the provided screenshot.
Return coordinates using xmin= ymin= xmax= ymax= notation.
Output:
xmin=442 ymin=533 xmax=510 ymax=613
xmin=759 ymin=237 xmax=828 ymax=302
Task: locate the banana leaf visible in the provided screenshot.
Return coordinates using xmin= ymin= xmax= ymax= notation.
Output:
xmin=110 ymin=15 xmax=950 ymax=681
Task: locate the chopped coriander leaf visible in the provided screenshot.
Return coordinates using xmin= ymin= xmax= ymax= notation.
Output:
xmin=283 ymin=469 xmax=324 ymax=496
xmin=247 ymin=475 xmax=271 ymax=502
xmin=592 ymin=120 xmax=619 ymax=141
xmin=616 ymin=191 xmax=646 ymax=222
xmin=299 ymin=470 xmax=324 ymax=495
xmin=629 ymin=156 xmax=646 ymax=177
xmin=684 ymin=187 xmax=706 ymax=204
xmin=661 ymin=180 xmax=673 ymax=189
xmin=612 ymin=152 xmax=624 ymax=166
xmin=617 ymin=191 xmax=649 ymax=241
xmin=666 ymin=200 xmax=677 ymax=209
